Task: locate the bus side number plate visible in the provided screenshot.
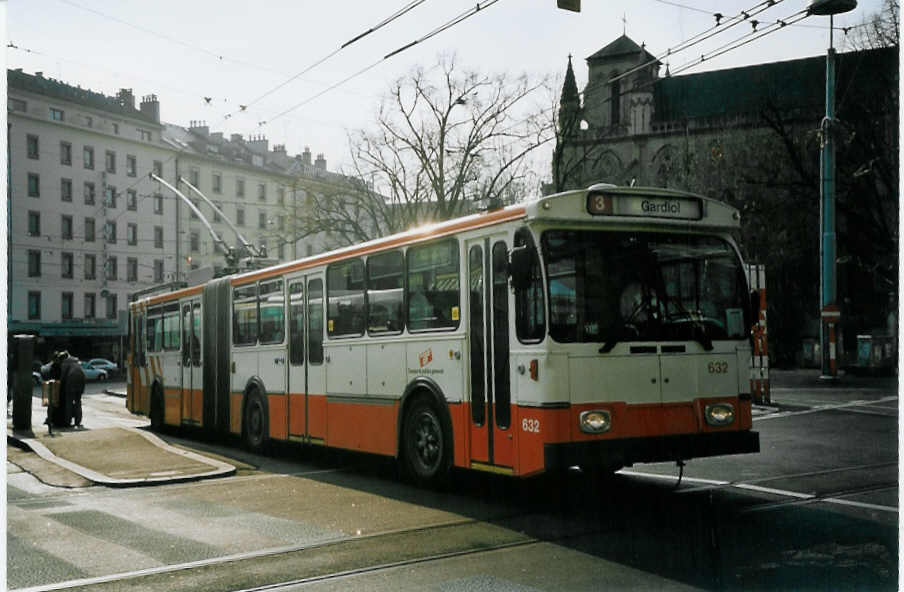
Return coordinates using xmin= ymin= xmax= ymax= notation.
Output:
xmin=522 ymin=418 xmax=540 ymax=433
xmin=708 ymin=361 xmax=729 ymax=374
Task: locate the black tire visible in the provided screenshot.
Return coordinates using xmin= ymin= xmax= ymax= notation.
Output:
xmin=401 ymin=396 xmax=451 ymax=487
xmin=149 ymin=385 xmax=164 ymax=432
xmin=98 ymin=372 xmax=107 ymax=382
xmin=243 ymin=390 xmax=269 ymax=453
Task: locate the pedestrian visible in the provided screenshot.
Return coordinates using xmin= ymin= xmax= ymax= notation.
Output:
xmin=58 ymin=352 xmax=86 ymax=427
xmin=41 ymin=352 xmax=66 ymax=430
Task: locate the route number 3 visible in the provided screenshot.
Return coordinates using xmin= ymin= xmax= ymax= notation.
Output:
xmin=522 ymin=418 xmax=540 ymax=433
xmin=708 ymin=361 xmax=729 ymax=374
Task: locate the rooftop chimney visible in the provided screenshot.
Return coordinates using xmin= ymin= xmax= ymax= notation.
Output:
xmin=231 ymin=133 xmax=244 ymax=143
xmin=315 ymin=153 xmax=326 ymax=171
xmin=272 ymin=144 xmax=286 ymax=154
xmin=140 ymin=94 xmax=160 ymax=123
xmin=248 ymin=134 xmax=269 ymax=154
xmin=302 ymin=147 xmax=312 ymax=166
xmin=117 ymin=88 xmax=135 ymax=110
xmin=189 ymin=120 xmax=209 ymax=137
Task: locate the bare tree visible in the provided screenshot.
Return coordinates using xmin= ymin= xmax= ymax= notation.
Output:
xmin=293 ymin=55 xmax=551 ymax=247
xmin=844 ymin=0 xmax=899 ymax=51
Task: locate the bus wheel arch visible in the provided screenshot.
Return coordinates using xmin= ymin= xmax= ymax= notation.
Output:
xmin=242 ymin=379 xmax=269 ymax=453
xmin=398 ymin=379 xmax=453 ymax=486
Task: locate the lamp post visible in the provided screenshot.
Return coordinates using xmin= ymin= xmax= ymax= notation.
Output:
xmin=808 ymin=0 xmax=856 ymax=380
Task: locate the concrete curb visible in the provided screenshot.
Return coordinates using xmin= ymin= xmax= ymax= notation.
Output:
xmin=103 ymin=388 xmax=126 ymax=398
xmin=8 ymin=426 xmax=235 ymax=487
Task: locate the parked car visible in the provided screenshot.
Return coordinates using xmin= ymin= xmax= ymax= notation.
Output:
xmin=81 ymin=360 xmax=109 ymax=381
xmin=86 ymin=358 xmax=118 ymax=373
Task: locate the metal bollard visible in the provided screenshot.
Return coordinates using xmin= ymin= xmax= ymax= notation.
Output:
xmin=12 ymin=335 xmax=35 ymax=431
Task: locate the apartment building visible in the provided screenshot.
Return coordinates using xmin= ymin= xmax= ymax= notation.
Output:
xmin=7 ymin=69 xmax=347 ymax=362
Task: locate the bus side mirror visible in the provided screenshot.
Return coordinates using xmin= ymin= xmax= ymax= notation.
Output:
xmin=509 ymin=246 xmax=532 ymax=290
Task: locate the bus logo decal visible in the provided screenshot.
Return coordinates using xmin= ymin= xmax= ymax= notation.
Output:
xmin=419 ymin=348 xmax=433 ymax=368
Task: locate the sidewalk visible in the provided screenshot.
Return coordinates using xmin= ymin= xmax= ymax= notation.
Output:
xmin=7 ymin=387 xmax=235 ymax=487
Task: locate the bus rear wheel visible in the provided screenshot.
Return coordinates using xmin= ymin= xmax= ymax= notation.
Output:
xmin=401 ymin=397 xmax=450 ymax=487
xmin=243 ymin=390 xmax=269 ymax=453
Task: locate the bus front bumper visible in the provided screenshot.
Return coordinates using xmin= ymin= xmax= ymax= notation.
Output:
xmin=544 ymin=430 xmax=760 ymax=471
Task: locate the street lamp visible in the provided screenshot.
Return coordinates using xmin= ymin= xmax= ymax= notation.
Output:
xmin=808 ymin=0 xmax=856 ymax=380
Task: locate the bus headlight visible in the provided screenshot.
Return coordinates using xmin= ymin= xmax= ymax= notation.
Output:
xmin=705 ymin=403 xmax=735 ymax=426
xmin=579 ymin=410 xmax=611 ymax=434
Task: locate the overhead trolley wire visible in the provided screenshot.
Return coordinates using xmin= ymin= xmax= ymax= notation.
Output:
xmin=260 ymin=0 xmax=503 ymax=127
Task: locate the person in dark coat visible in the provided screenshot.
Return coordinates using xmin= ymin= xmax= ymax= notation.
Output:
xmin=58 ymin=353 xmax=86 ymax=427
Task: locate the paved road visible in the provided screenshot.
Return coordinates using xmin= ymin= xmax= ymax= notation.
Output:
xmin=6 ymin=374 xmax=898 ymax=591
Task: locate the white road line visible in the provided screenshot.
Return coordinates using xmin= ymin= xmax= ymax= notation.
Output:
xmin=754 ymin=396 xmax=898 ymax=421
xmin=623 ymin=470 xmax=898 ymax=514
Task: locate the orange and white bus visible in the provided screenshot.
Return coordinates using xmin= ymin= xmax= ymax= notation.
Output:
xmin=127 ymin=184 xmax=760 ymax=484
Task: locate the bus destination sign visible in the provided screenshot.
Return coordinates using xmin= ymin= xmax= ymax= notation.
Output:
xmin=587 ymin=192 xmax=702 ymax=220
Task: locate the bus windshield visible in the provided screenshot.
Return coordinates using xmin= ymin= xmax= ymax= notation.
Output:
xmin=542 ymin=230 xmax=748 ymax=346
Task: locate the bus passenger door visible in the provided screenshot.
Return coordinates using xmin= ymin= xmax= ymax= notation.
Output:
xmin=287 ymin=278 xmax=306 ymax=440
xmin=181 ymin=299 xmax=203 ymax=425
xmin=190 ymin=300 xmax=203 ymax=423
xmin=490 ymin=239 xmax=513 ymax=467
xmin=467 ymin=241 xmax=490 ymax=464
xmin=305 ymin=276 xmax=326 ymax=442
xmin=258 ymin=279 xmax=287 ymax=440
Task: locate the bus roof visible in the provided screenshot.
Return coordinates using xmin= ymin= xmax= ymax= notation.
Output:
xmin=133 ymin=184 xmax=740 ymax=308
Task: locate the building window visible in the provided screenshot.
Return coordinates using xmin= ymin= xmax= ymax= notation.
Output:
xmin=610 ymin=76 xmax=621 ymax=126
xmin=213 ymin=201 xmax=222 ymax=223
xmin=153 ymin=193 xmax=163 ymax=214
xmin=190 ymin=198 xmax=200 ymax=219
xmin=85 ymin=218 xmax=95 ymax=242
xmin=105 ymin=150 xmax=116 ymax=173
xmin=61 ymin=178 xmax=72 ymax=202
xmin=190 ymin=231 xmax=200 ymax=252
xmin=259 ymin=211 xmax=267 ymax=229
xmin=277 ymin=215 xmax=285 ymax=231
xmin=27 ymin=134 xmax=39 ymax=159
xmin=105 ymin=221 xmax=117 ymax=244
xmin=153 ymin=160 xmax=163 ymax=176
xmin=104 ymin=186 xmax=117 ymax=208
xmin=61 ymin=292 xmax=74 ymax=320
xmin=10 ymin=98 xmax=26 ymax=112
xmin=189 ymin=168 xmax=200 ymax=187
xmin=61 ymin=215 xmax=73 ymax=240
xmin=61 ymin=252 xmax=74 ymax=279
xmin=212 ymin=172 xmax=222 ymax=194
xmin=84 ymin=293 xmax=96 ymax=318
xmin=126 ymin=155 xmax=136 ymax=177
xmin=27 ymin=173 xmax=40 ymax=197
xmin=236 ymin=207 xmax=245 ymax=226
xmin=105 ymin=256 xmax=118 ymax=280
xmin=127 ymin=257 xmax=138 ymax=282
xmin=84 ymin=115 xmax=93 ymax=127
xmin=106 ymin=293 xmax=118 ymax=319
xmin=113 ymin=123 xmax=120 ymax=134
xmin=236 ymin=178 xmax=245 ymax=198
xmin=50 ymin=108 xmax=64 ymax=121
xmin=139 ymin=129 xmax=152 ymax=142
xmin=127 ymin=223 xmax=137 ymax=245
xmin=28 ymin=291 xmax=41 ymax=320
xmin=84 ymin=181 xmax=95 ymax=204
xmin=277 ymin=187 xmax=285 ymax=205
xmin=306 ymin=244 xmax=313 ymax=257
xmin=127 ymin=189 xmax=137 ymax=210
xmin=60 ymin=141 xmax=72 ymax=165
xmin=27 ymin=250 xmax=41 ymax=277
xmin=258 ymin=183 xmax=266 ymax=201
xmin=85 ymin=254 xmax=96 ymax=279
xmin=27 ymin=211 xmax=40 ymax=236
xmin=154 ymin=260 xmax=164 ymax=283
xmin=84 ymin=146 xmax=94 ymax=169
xmin=154 ymin=226 xmax=163 ymax=249
xmin=278 ymin=242 xmax=286 ymax=260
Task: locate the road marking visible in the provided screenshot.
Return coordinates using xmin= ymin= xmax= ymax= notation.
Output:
xmin=622 ymin=470 xmax=898 ymax=514
xmin=753 ymin=396 xmax=898 ymax=421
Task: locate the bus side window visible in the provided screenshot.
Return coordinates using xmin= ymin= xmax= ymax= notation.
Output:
xmin=367 ymin=251 xmax=404 ymax=335
xmin=327 ymin=259 xmax=365 ymax=337
xmin=407 ymin=239 xmax=460 ymax=331
xmin=233 ymin=284 xmax=258 ymax=346
xmin=259 ymin=279 xmax=285 ymax=345
xmin=162 ymin=303 xmax=181 ymax=351
xmin=191 ymin=302 xmax=201 ymax=366
xmin=289 ymin=281 xmax=304 ymax=365
xmin=308 ymin=279 xmax=324 ymax=364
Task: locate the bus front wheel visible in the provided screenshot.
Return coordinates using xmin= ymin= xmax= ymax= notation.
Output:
xmin=243 ymin=390 xmax=269 ymax=453
xmin=401 ymin=396 xmax=451 ymax=487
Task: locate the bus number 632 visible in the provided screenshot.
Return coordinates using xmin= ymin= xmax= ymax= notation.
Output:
xmin=522 ymin=418 xmax=540 ymax=433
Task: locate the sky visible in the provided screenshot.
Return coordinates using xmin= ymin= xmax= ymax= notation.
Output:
xmin=5 ymin=0 xmax=884 ymax=177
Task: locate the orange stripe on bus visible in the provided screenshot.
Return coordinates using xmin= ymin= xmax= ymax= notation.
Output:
xmin=324 ymin=399 xmax=399 ymax=456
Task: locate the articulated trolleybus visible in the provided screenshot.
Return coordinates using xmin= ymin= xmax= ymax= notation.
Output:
xmin=127 ymin=184 xmax=760 ymax=484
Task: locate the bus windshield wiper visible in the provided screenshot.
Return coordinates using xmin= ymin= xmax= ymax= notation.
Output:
xmin=599 ymin=300 xmax=644 ymax=354
xmin=664 ymin=296 xmax=714 ymax=351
